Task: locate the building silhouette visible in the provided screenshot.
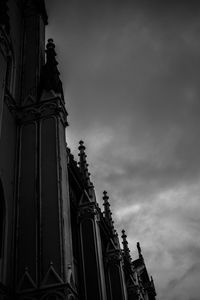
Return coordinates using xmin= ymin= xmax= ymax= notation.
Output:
xmin=0 ymin=1 xmax=157 ymax=299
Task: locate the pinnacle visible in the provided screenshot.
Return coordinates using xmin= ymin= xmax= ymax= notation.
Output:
xmin=78 ymin=141 xmax=93 ymax=188
xmin=103 ymin=190 xmax=109 ymax=200
xmin=78 ymin=140 xmax=87 ymax=159
xmin=137 ymin=241 xmax=143 ymax=260
xmin=79 ymin=140 xmax=84 ymax=145
xmin=121 ymin=229 xmax=127 ymax=240
xmin=121 ymin=229 xmax=132 ymax=263
xmin=40 ymin=37 xmax=64 ymax=98
xmin=78 ymin=140 xmax=86 ymax=154
xmin=103 ymin=191 xmax=115 ymax=234
xmin=46 ymin=38 xmax=55 ymax=49
xmin=103 ymin=191 xmax=110 ymax=210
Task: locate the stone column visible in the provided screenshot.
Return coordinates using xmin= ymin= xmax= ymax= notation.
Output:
xmin=14 ymin=38 xmax=76 ymax=299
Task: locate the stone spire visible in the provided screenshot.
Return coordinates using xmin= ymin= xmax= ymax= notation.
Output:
xmin=103 ymin=191 xmax=115 ymax=234
xmin=121 ymin=229 xmax=132 ymax=264
xmin=40 ymin=38 xmax=64 ymax=100
xmin=137 ymin=242 xmax=143 ymax=260
xmin=78 ymin=140 xmax=93 ymax=188
xmin=0 ymin=0 xmax=10 ymax=32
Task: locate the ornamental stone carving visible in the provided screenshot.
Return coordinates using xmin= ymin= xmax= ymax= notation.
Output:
xmin=15 ymin=98 xmax=68 ymax=125
xmin=78 ymin=203 xmax=99 ymax=220
xmin=105 ymin=250 xmax=122 ymax=266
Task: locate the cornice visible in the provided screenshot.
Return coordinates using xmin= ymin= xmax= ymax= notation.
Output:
xmin=6 ymin=97 xmax=68 ymax=126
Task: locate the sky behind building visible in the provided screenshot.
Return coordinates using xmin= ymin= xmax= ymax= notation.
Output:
xmin=46 ymin=1 xmax=200 ymax=299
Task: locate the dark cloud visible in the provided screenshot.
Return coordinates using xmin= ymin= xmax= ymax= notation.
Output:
xmin=166 ymin=262 xmax=200 ymax=297
xmin=46 ymin=1 xmax=200 ymax=299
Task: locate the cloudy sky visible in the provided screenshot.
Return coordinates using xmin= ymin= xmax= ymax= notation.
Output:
xmin=46 ymin=1 xmax=200 ymax=299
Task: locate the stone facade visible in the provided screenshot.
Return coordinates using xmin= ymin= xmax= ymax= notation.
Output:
xmin=0 ymin=1 xmax=157 ymax=299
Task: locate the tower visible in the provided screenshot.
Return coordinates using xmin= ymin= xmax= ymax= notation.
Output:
xmin=0 ymin=1 xmax=157 ymax=299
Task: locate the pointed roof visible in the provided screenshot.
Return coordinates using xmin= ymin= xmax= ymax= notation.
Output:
xmin=40 ymin=38 xmax=64 ymax=100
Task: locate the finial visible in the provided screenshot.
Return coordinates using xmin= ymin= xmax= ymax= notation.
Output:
xmin=40 ymin=38 xmax=64 ymax=99
xmin=121 ymin=229 xmax=132 ymax=263
xmin=78 ymin=140 xmax=93 ymax=188
xmin=121 ymin=229 xmax=127 ymax=243
xmin=103 ymin=191 xmax=111 ymax=219
xmin=103 ymin=191 xmax=115 ymax=234
xmin=78 ymin=140 xmax=86 ymax=152
xmin=103 ymin=191 xmax=109 ymax=206
xmin=45 ymin=39 xmax=57 ymax=60
xmin=46 ymin=38 xmax=55 ymax=49
xmin=137 ymin=242 xmax=143 ymax=259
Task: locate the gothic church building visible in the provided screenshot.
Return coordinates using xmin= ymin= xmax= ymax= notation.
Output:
xmin=0 ymin=1 xmax=157 ymax=299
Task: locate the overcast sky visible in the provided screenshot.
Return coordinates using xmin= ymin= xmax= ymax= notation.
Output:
xmin=46 ymin=1 xmax=200 ymax=299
